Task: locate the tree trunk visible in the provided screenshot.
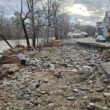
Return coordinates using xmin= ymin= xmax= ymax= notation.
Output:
xmin=21 ymin=20 xmax=30 ymax=47
xmin=0 ymin=34 xmax=13 ymax=49
xmin=55 ymin=28 xmax=58 ymax=40
xmin=54 ymin=15 xmax=59 ymax=40
xmin=20 ymin=0 xmax=30 ymax=48
xmin=31 ymin=0 xmax=36 ymax=48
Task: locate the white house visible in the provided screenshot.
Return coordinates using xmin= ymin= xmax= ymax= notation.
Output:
xmin=67 ymin=30 xmax=88 ymax=38
xmin=67 ymin=32 xmax=81 ymax=38
xmin=97 ymin=11 xmax=110 ymax=37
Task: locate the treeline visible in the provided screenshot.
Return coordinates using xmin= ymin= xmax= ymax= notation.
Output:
xmin=73 ymin=23 xmax=96 ymax=36
xmin=79 ymin=25 xmax=96 ymax=36
xmin=0 ymin=0 xmax=71 ymax=47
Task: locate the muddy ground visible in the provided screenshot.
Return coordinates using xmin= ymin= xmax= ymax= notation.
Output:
xmin=0 ymin=41 xmax=110 ymax=110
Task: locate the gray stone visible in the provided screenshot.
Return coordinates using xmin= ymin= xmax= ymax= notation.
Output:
xmin=104 ymin=93 xmax=110 ymax=97
xmin=101 ymin=62 xmax=110 ymax=78
xmin=48 ymin=103 xmax=56 ymax=108
xmin=67 ymin=96 xmax=76 ymax=101
xmin=103 ymin=79 xmax=110 ymax=83
xmin=96 ymin=87 xmax=105 ymax=92
xmin=90 ymin=96 xmax=102 ymax=102
xmin=60 ymin=63 xmax=68 ymax=67
xmin=73 ymin=88 xmax=79 ymax=92
xmin=33 ymin=101 xmax=39 ymax=106
xmin=42 ymin=78 xmax=49 ymax=83
xmin=27 ymin=59 xmax=37 ymax=66
xmin=0 ymin=80 xmax=3 ymax=85
xmin=16 ymin=53 xmax=26 ymax=65
xmin=43 ymin=62 xmax=51 ymax=69
xmin=87 ymin=103 xmax=95 ymax=109
xmin=78 ymin=65 xmax=94 ymax=74
xmin=107 ymin=85 xmax=110 ymax=89
xmin=30 ymin=80 xmax=40 ymax=90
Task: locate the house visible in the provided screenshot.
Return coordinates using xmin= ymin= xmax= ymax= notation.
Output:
xmin=67 ymin=30 xmax=88 ymax=38
xmin=97 ymin=11 xmax=110 ymax=38
xmin=67 ymin=32 xmax=81 ymax=38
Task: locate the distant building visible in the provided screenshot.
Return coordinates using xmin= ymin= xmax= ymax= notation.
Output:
xmin=67 ymin=30 xmax=88 ymax=38
xmin=67 ymin=32 xmax=82 ymax=38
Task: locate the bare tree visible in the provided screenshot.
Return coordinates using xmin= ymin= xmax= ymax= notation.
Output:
xmin=0 ymin=0 xmax=71 ymax=49
xmin=58 ymin=13 xmax=70 ymax=39
xmin=27 ymin=0 xmax=36 ymax=47
xmin=52 ymin=1 xmax=60 ymax=40
xmin=46 ymin=0 xmax=52 ymax=42
xmin=20 ymin=0 xmax=30 ymax=47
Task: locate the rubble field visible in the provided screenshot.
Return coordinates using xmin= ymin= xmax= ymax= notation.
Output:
xmin=0 ymin=41 xmax=110 ymax=110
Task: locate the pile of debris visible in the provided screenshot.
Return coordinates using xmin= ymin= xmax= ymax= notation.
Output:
xmin=0 ymin=46 xmax=28 ymax=78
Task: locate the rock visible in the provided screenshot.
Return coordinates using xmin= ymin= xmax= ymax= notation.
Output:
xmin=96 ymin=87 xmax=105 ymax=92
xmin=80 ymin=87 xmax=90 ymax=91
xmin=103 ymin=79 xmax=110 ymax=83
xmin=0 ymin=80 xmax=3 ymax=85
xmin=90 ymin=96 xmax=102 ymax=102
xmin=73 ymin=88 xmax=79 ymax=92
xmin=107 ymin=86 xmax=110 ymax=89
xmin=2 ymin=64 xmax=19 ymax=74
xmin=85 ymin=57 xmax=91 ymax=60
xmin=82 ymin=66 xmax=93 ymax=72
xmin=33 ymin=101 xmax=39 ymax=106
xmin=78 ymin=65 xmax=94 ymax=74
xmin=60 ymin=63 xmax=68 ymax=68
xmin=67 ymin=96 xmax=76 ymax=101
xmin=42 ymin=78 xmax=49 ymax=83
xmin=101 ymin=62 xmax=110 ymax=78
xmin=16 ymin=53 xmax=26 ymax=65
xmin=87 ymin=103 xmax=109 ymax=110
xmin=48 ymin=103 xmax=56 ymax=108
xmin=0 ymin=66 xmax=4 ymax=77
xmin=83 ymin=96 xmax=88 ymax=99
xmin=43 ymin=62 xmax=51 ymax=69
xmin=39 ymin=91 xmax=46 ymax=94
xmin=29 ymin=80 xmax=40 ymax=90
xmin=101 ymin=49 xmax=110 ymax=59
xmin=87 ymin=103 xmax=95 ymax=109
xmin=95 ymin=105 xmax=109 ymax=110
xmin=71 ymin=69 xmax=78 ymax=73
xmin=89 ymin=89 xmax=93 ymax=93
xmin=54 ymin=72 xmax=63 ymax=78
xmin=101 ymin=107 xmax=109 ymax=110
xmin=26 ymin=58 xmax=37 ymax=66
xmin=103 ymin=93 xmax=110 ymax=97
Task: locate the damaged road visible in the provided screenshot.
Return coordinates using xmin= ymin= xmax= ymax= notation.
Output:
xmin=0 ymin=41 xmax=110 ymax=110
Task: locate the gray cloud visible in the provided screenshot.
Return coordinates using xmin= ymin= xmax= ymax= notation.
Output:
xmin=0 ymin=0 xmax=109 ymax=25
xmin=66 ymin=0 xmax=109 ymax=25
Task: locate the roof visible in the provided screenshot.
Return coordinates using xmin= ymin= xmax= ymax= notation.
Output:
xmin=104 ymin=11 xmax=110 ymax=21
xmin=106 ymin=11 xmax=110 ymax=17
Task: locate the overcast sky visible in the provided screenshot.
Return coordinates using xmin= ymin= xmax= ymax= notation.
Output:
xmin=0 ymin=0 xmax=110 ymax=25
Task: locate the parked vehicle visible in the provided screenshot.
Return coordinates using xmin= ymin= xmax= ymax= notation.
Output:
xmin=96 ymin=35 xmax=107 ymax=42
xmin=81 ymin=32 xmax=88 ymax=37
